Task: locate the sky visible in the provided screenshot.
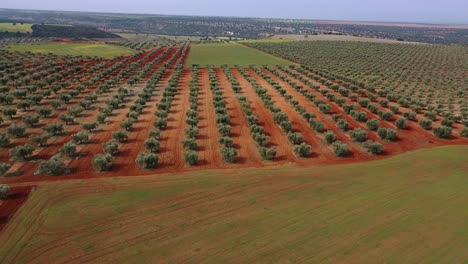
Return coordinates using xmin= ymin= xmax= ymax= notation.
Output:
xmin=2 ymin=0 xmax=467 ymax=24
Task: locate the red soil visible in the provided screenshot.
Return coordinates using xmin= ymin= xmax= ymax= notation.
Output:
xmin=0 ymin=185 xmax=34 ymax=232
xmin=215 ymin=68 xmax=263 ymax=167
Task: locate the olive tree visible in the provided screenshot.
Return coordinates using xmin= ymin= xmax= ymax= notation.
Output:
xmin=103 ymin=140 xmax=119 ymax=155
xmin=60 ymin=141 xmax=77 ymax=159
xmin=10 ymin=144 xmax=35 ymax=161
xmin=294 ymin=142 xmax=312 ymax=157
xmin=36 ymin=154 xmax=68 ymax=176
xmin=433 ymin=126 xmax=452 ymax=139
xmin=30 ymin=133 xmax=51 ymax=147
xmin=0 ymin=184 xmax=10 ymax=200
xmin=184 ymin=150 xmax=198 ymax=166
xmin=136 ymin=152 xmax=159 ymax=169
xmin=93 ymin=154 xmax=114 ymax=172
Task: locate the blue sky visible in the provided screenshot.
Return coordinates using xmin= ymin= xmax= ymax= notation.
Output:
xmin=2 ymin=0 xmax=467 ymax=24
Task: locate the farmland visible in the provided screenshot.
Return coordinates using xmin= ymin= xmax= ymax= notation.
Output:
xmin=7 ymin=43 xmax=134 ymax=58
xmin=0 ymin=145 xmax=466 ymax=263
xmin=0 ymin=32 xmax=467 ymax=262
xmin=0 ymin=23 xmax=33 ymax=33
xmin=0 ymin=40 xmax=465 ymax=183
xmin=185 ymin=43 xmax=293 ymax=66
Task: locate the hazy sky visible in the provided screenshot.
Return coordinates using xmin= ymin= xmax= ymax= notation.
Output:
xmin=2 ymin=0 xmax=467 ymax=24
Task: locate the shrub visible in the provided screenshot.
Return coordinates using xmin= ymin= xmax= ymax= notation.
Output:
xmin=351 ymin=110 xmax=367 ymax=122
xmin=253 ymin=133 xmax=269 ymax=147
xmin=144 ymin=137 xmax=160 ymax=153
xmin=36 ymin=154 xmax=68 ymax=176
xmin=366 ymin=119 xmax=380 ymax=131
xmin=419 ymin=118 xmax=432 ymax=130
xmin=82 ymin=122 xmax=98 ymax=133
xmin=259 ymin=147 xmax=277 ymax=161
xmin=363 ymin=140 xmax=383 ymax=155
xmin=424 ymin=111 xmax=437 ymax=121
xmin=294 ymin=143 xmax=312 ymax=157
xmin=319 ymin=104 xmax=332 ymax=114
xmin=103 ymin=140 xmax=119 ymax=155
xmin=379 ymin=99 xmax=389 ymax=107
xmin=404 ymin=111 xmax=417 ymax=121
xmin=350 ymin=128 xmax=368 ymax=142
xmin=149 ymin=130 xmax=162 ymax=140
xmin=379 ymin=111 xmax=393 ymax=121
xmin=30 ymin=133 xmax=50 ymax=147
xmin=367 ymin=103 xmax=379 ymax=113
xmin=38 ymin=107 xmax=53 ymax=118
xmin=59 ymin=114 xmax=74 ymax=125
xmin=377 ymin=128 xmax=397 ymax=141
xmin=0 ymin=184 xmax=10 ymax=200
xmin=184 ymin=150 xmax=198 ymax=166
xmin=332 ymin=141 xmax=349 ymax=157
xmin=219 ymin=137 xmax=234 ymax=148
xmin=390 ymin=105 xmax=399 ymax=114
xmin=221 ymin=146 xmax=237 ymax=163
xmin=153 ymin=118 xmax=167 ymax=130
xmin=3 ymin=108 xmax=17 ymax=119
xmin=342 ymin=104 xmax=355 ymax=114
xmin=112 ymin=130 xmax=128 ymax=142
xmin=433 ymin=126 xmax=452 ymax=139
xmin=7 ymin=123 xmax=26 ymax=137
xmin=0 ymin=133 xmax=10 ymax=147
xmin=10 ymin=144 xmax=35 ymax=161
xmin=358 ymin=98 xmax=369 ymax=107
xmin=93 ymin=154 xmax=114 ymax=172
xmin=60 ymin=141 xmax=77 ymax=158
xmin=288 ymin=132 xmax=304 ymax=145
xmin=136 ymin=153 xmax=158 ymax=169
xmin=23 ymin=115 xmax=40 ymax=127
xmin=336 ymin=119 xmax=349 ymax=131
xmin=182 ymin=138 xmax=197 ymax=151
xmin=68 ymin=106 xmax=84 ymax=117
xmin=97 ymin=113 xmax=107 ymax=124
xmin=43 ymin=123 xmax=64 ymax=136
xmin=280 ymin=121 xmax=293 ymax=132
xmin=324 ymin=131 xmax=337 ymax=144
xmin=273 ymin=112 xmax=288 ymax=123
xmin=441 ymin=118 xmax=453 ymax=128
xmin=0 ymin=164 xmax=11 ymax=176
xmin=71 ymin=131 xmax=89 ymax=144
xmin=185 ymin=127 xmax=199 ymax=138
xmin=461 ymin=127 xmax=468 ymax=138
xmin=311 ymin=120 xmax=325 ymax=132
xmin=218 ymin=124 xmax=231 ymax=137
xmin=120 ymin=118 xmax=135 ymax=131
xmin=395 ymin=118 xmax=407 ymax=129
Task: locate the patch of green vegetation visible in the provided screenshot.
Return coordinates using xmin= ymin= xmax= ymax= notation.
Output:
xmin=0 ymin=146 xmax=466 ymax=263
xmin=237 ymin=38 xmax=293 ymax=43
xmin=7 ymin=43 xmax=134 ymax=58
xmin=0 ymin=22 xmax=33 ymax=33
xmin=186 ymin=42 xmax=294 ymax=67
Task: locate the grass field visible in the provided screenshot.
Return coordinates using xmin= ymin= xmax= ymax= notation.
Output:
xmin=0 ymin=23 xmax=33 ymax=33
xmin=7 ymin=43 xmax=134 ymax=58
xmin=186 ymin=42 xmax=293 ymax=66
xmin=0 ymin=145 xmax=466 ymax=263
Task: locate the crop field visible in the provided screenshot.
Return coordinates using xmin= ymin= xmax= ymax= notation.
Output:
xmin=0 ymin=23 xmax=33 ymax=33
xmin=0 ymin=146 xmax=466 ymax=263
xmin=185 ymin=43 xmax=293 ymax=66
xmin=7 ymin=43 xmax=134 ymax=58
xmin=270 ymin=34 xmax=424 ymax=43
xmin=0 ymin=41 xmax=466 ymax=183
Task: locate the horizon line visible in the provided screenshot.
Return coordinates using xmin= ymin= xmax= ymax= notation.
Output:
xmin=1 ymin=7 xmax=467 ymax=27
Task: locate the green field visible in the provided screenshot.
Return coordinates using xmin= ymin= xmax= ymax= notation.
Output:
xmin=186 ymin=42 xmax=294 ymax=66
xmin=0 ymin=23 xmax=33 ymax=33
xmin=7 ymin=43 xmax=134 ymax=58
xmin=0 ymin=146 xmax=467 ymax=263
